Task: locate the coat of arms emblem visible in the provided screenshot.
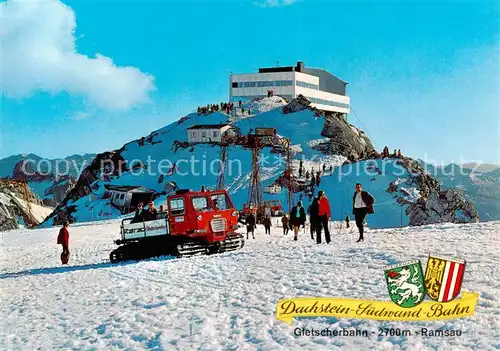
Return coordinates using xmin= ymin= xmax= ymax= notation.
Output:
xmin=384 ymin=260 xmax=426 ymax=307
xmin=424 ymin=255 xmax=466 ymax=302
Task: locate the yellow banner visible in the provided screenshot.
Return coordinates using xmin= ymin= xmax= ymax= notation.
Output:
xmin=276 ymin=292 xmax=478 ymax=325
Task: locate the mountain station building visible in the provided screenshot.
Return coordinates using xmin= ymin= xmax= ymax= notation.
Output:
xmin=229 ymin=61 xmax=350 ymax=114
xmin=187 ymin=124 xmax=237 ymax=144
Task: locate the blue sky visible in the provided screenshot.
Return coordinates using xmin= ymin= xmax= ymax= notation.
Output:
xmin=1 ymin=0 xmax=499 ymax=165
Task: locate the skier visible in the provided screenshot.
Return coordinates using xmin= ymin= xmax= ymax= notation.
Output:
xmin=345 ymin=213 xmax=350 ymax=228
xmin=245 ymin=211 xmax=256 ymax=239
xmin=397 ymin=149 xmax=402 ymax=158
xmin=57 ymin=220 xmax=70 ymax=265
xmin=352 ymin=183 xmax=375 ymax=242
xmin=316 ymin=190 xmax=331 ymax=244
xmin=289 ymin=201 xmax=306 ymax=241
xmin=263 ymin=215 xmax=272 ymax=235
xmin=281 ymin=214 xmax=290 ymax=235
xmin=305 ymin=170 xmax=310 ymax=180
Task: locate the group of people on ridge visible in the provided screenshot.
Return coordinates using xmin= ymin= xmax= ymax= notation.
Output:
xmin=380 ymin=146 xmax=402 ymax=158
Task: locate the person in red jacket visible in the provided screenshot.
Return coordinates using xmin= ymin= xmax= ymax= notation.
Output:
xmin=57 ymin=220 xmax=70 ymax=265
xmin=316 ymin=190 xmax=331 ymax=244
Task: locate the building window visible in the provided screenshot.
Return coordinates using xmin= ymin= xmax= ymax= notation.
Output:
xmin=296 ymin=80 xmax=319 ymax=90
xmin=306 ymin=96 xmax=349 ymax=109
xmin=120 ymin=194 xmax=125 ymax=200
xmin=232 ymin=80 xmax=293 ymax=88
xmin=213 ymin=131 xmax=218 ymax=137
xmin=201 ymin=131 xmax=206 ymax=137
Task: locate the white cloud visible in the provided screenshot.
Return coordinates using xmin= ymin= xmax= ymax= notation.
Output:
xmin=256 ymin=0 xmax=298 ymax=8
xmin=1 ymin=0 xmax=156 ymax=111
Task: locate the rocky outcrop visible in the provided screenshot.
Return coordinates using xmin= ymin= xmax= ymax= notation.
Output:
xmin=11 ymin=160 xmax=78 ymax=207
xmin=283 ymin=95 xmax=375 ymax=161
xmin=282 ymin=94 xmax=311 ymax=114
xmin=12 ymin=160 xmax=54 ymax=182
xmin=317 ymin=113 xmax=375 ymax=161
xmin=0 ymin=182 xmax=47 ymax=231
xmin=387 ymin=157 xmax=480 ymax=225
xmin=407 ymin=189 xmax=479 ymax=225
xmin=42 ymin=175 xmax=77 ymax=207
xmin=41 ymin=150 xmax=127 ymax=226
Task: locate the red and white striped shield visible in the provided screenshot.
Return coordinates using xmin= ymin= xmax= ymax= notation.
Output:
xmin=424 ymin=255 xmax=467 ymax=302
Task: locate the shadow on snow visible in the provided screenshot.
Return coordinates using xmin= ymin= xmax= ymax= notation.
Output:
xmin=0 ymin=255 xmax=177 ymax=280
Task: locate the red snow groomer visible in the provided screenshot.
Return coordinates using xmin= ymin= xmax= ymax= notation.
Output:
xmin=109 ymin=188 xmax=244 ymax=263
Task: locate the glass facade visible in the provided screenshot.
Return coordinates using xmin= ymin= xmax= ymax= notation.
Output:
xmin=306 ymin=96 xmax=349 ymax=109
xmin=296 ymin=80 xmax=319 ymax=90
xmin=232 ymin=80 xmax=293 ymax=88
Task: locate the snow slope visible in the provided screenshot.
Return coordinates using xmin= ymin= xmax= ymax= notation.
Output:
xmin=44 ymin=97 xmax=477 ymax=228
xmin=1 ymin=220 xmax=499 ymax=350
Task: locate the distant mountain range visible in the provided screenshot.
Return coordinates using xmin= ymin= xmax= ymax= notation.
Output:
xmin=418 ymin=161 xmax=500 ymax=222
xmin=461 ymin=163 xmax=500 ymax=173
xmin=0 ymin=153 xmax=95 ymax=207
xmin=0 ymin=153 xmax=96 ymax=179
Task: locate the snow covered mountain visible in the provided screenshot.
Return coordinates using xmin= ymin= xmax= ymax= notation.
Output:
xmin=41 ymin=96 xmax=479 ymax=228
xmin=0 ymin=153 xmax=95 ymax=207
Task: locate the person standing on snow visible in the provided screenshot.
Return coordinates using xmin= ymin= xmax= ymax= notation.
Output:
xmin=289 ymin=201 xmax=306 ymax=241
xmin=57 ymin=220 xmax=70 ymax=265
xmin=281 ymin=214 xmax=290 ymax=235
xmin=245 ymin=211 xmax=256 ymax=239
xmin=308 ymin=197 xmax=318 ymax=241
xmin=352 ymin=183 xmax=375 ymax=242
xmin=263 ymin=215 xmax=272 ymax=235
xmin=316 ymin=190 xmax=331 ymax=244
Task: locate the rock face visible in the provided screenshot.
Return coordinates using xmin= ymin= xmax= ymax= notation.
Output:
xmin=11 ymin=160 xmax=77 ymax=207
xmin=0 ymin=182 xmax=47 ymax=231
xmin=45 ymin=150 xmax=128 ymax=226
xmin=284 ymin=95 xmax=375 ymax=161
xmin=282 ymin=94 xmax=311 ymax=114
xmin=318 ymin=113 xmax=375 ymax=161
xmin=387 ymin=157 xmax=480 ymax=225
